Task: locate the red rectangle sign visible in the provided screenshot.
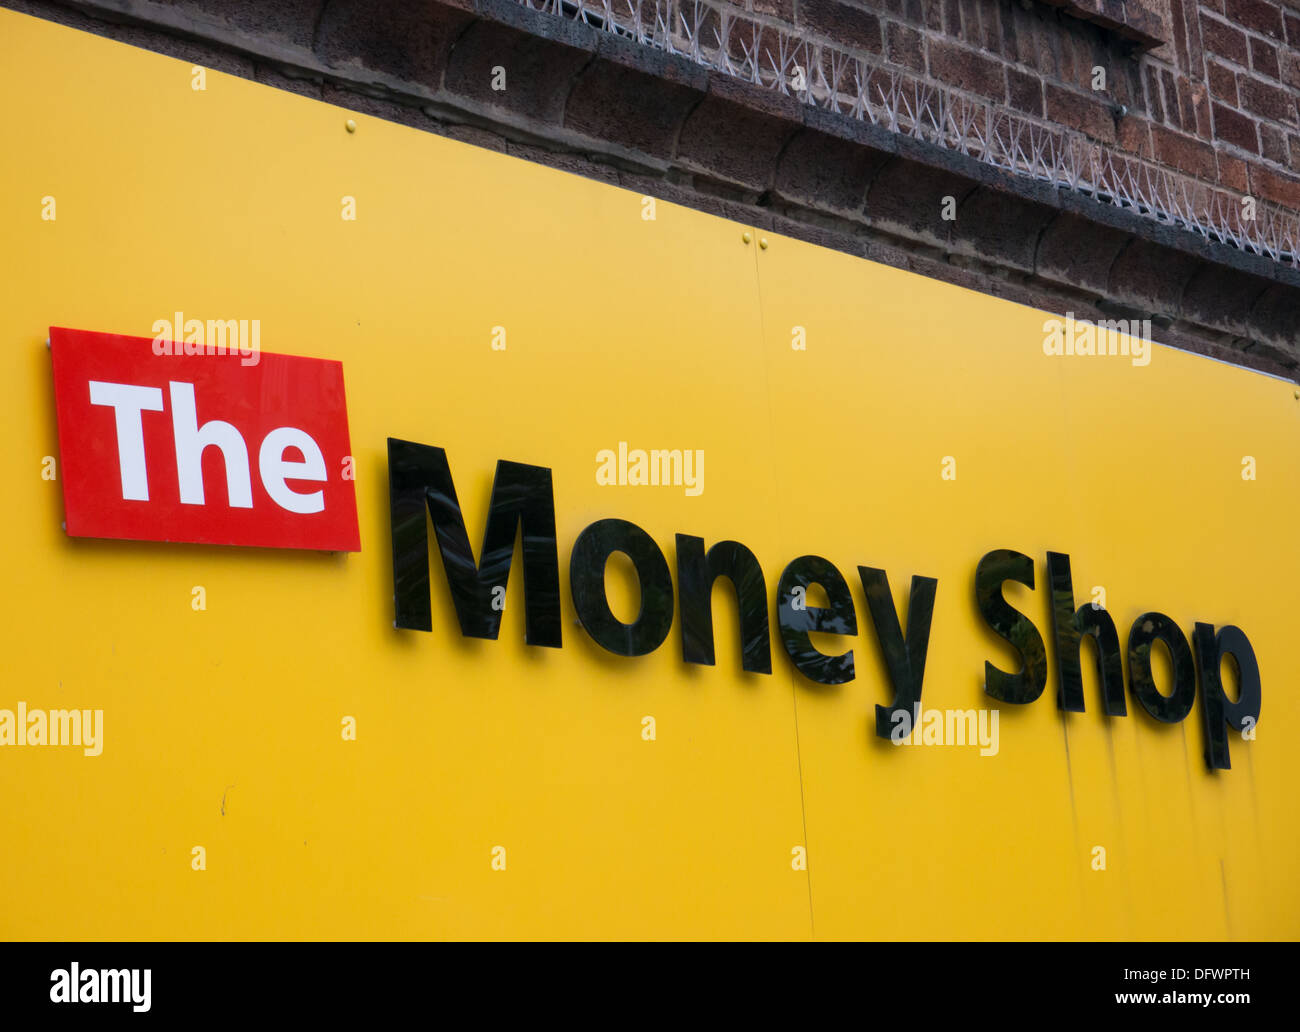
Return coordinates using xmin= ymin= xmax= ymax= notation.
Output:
xmin=51 ymin=327 xmax=361 ymax=551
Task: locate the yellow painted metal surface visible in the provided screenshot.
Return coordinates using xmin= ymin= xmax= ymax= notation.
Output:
xmin=1 ymin=9 xmax=1297 ymax=940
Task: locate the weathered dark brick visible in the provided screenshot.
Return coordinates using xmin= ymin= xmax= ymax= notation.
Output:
xmin=950 ymin=188 xmax=1057 ymax=272
xmin=1007 ymin=67 xmax=1044 ymax=116
xmin=1144 ymin=65 xmax=1166 ymax=122
xmin=186 ymin=0 xmax=327 ymax=49
xmin=1239 ymin=76 xmax=1298 ymax=126
xmin=1207 ymin=60 xmax=1238 ymax=105
xmin=976 ymin=2 xmax=1002 ymax=54
xmin=861 ymin=159 xmax=967 ymax=249
xmin=1181 ymin=265 xmax=1271 ymax=336
xmin=1282 ymin=51 xmax=1300 ymax=91
xmin=1035 ymin=212 xmax=1131 ymax=294
xmin=1161 ymin=68 xmax=1182 ymax=129
xmin=1117 ymin=115 xmax=1152 ymax=156
xmin=1194 ymin=89 xmax=1213 ymax=140
xmin=1046 ymin=83 xmax=1116 ymax=142
xmin=315 ymin=0 xmax=471 ymax=86
xmin=799 ymin=0 xmax=883 ymax=51
xmin=1250 ymin=284 xmax=1300 ymax=357
xmin=443 ymin=21 xmax=591 ymax=125
xmin=1225 ymin=0 xmax=1284 ymax=40
xmin=1180 ymin=0 xmax=1204 ymax=68
xmin=885 ymin=21 xmax=926 ymax=71
xmin=1259 ymin=123 xmax=1288 ymax=164
xmin=1286 ymin=10 xmax=1300 ymax=45
xmin=1249 ymin=36 xmax=1280 ymax=79
xmin=564 ymin=59 xmax=701 ymax=159
xmin=942 ymin=0 xmax=963 ymax=37
xmin=1199 ymin=16 xmax=1249 ymax=63
xmin=772 ymin=128 xmax=890 ymax=214
xmin=752 ymin=0 xmax=796 ymax=19
xmin=928 ymin=40 xmax=1006 ymax=98
xmin=1108 ymin=239 xmax=1201 ymax=314
xmin=1151 ymin=125 xmax=1218 ymax=179
xmin=1213 ymin=102 xmax=1261 ymax=151
xmin=1217 ymin=152 xmax=1251 ymax=191
xmin=675 ymin=76 xmax=801 ymax=191
xmin=253 ymin=65 xmax=323 ymax=100
xmin=1249 ymin=163 xmax=1300 ymax=207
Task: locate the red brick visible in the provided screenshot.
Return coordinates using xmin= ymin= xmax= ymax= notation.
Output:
xmin=1213 ymin=101 xmax=1261 ymax=151
xmin=1058 ymin=31 xmax=1078 ymax=86
xmin=1170 ymin=0 xmax=1191 ymax=67
xmin=1239 ymin=75 xmax=1298 ymax=125
xmin=1117 ymin=115 xmax=1153 ymax=156
xmin=957 ymin=0 xmax=983 ymax=43
xmin=928 ymin=40 xmax=1006 ymax=99
xmin=1007 ymin=66 xmax=1044 ymax=116
xmin=1260 ymin=122 xmax=1289 ymax=163
xmin=885 ymin=21 xmax=926 ymax=72
xmin=1124 ymin=0 xmax=1171 ymax=43
xmin=1281 ymin=51 xmax=1300 ymax=90
xmin=1031 ymin=16 xmax=1060 ymax=78
xmin=1249 ymin=163 xmax=1300 ymax=206
xmin=1194 ymin=87 xmax=1213 ymax=139
xmin=1161 ymin=68 xmax=1181 ymax=123
xmin=799 ymin=0 xmax=882 ymax=51
xmin=1046 ymin=83 xmax=1116 ymax=142
xmin=1208 ymin=60 xmax=1239 ymax=104
xmin=1151 ymin=124 xmax=1218 ymax=178
xmin=1217 ymin=152 xmax=1251 ymax=191
xmin=1175 ymin=72 xmax=1199 ymax=128
xmin=941 ymin=0 xmax=962 ymax=36
xmin=1111 ymin=60 xmax=1140 ymax=108
xmin=1249 ymin=36 xmax=1280 ymax=78
xmin=1286 ymin=10 xmax=1300 ymax=45
xmin=975 ymin=1 xmax=1002 ymax=53
xmin=1200 ymin=16 xmax=1249 ymax=63
xmin=1144 ymin=65 xmax=1166 ymax=121
xmin=1225 ymin=0 xmax=1284 ymax=39
xmin=1181 ymin=0 xmax=1205 ymax=69
xmin=1004 ymin=4 xmax=1035 ymax=66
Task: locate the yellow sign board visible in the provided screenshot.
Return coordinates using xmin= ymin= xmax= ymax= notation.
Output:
xmin=1 ymin=9 xmax=1297 ymax=940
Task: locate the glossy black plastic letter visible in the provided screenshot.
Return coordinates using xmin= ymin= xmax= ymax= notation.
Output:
xmin=975 ymin=549 xmax=1047 ymax=704
xmin=570 ymin=519 xmax=674 ymax=657
xmin=1127 ymin=613 xmax=1195 ymax=723
xmin=676 ymin=535 xmax=771 ymax=674
xmin=1193 ymin=622 xmax=1262 ymax=771
xmin=776 ymin=556 xmax=857 ymax=685
xmin=859 ymin=566 xmax=938 ymax=739
xmin=387 ymin=439 xmax=561 ymax=646
xmin=1046 ymin=551 xmax=1127 ymax=716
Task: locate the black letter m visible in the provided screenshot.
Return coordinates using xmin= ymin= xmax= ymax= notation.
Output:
xmin=388 ymin=439 xmax=561 ymax=646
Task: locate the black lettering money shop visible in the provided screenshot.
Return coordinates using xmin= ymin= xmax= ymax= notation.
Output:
xmin=387 ymin=439 xmax=1262 ymax=772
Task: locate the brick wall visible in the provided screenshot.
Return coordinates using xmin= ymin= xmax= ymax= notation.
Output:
xmin=724 ymin=0 xmax=1300 ymax=211
xmin=6 ymin=0 xmax=1299 ymax=374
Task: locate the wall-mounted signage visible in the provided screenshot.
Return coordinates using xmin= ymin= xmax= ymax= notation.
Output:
xmin=9 ymin=9 xmax=1295 ymax=939
xmin=50 ymin=327 xmax=360 ymax=551
xmin=389 ymin=439 xmax=1262 ymax=773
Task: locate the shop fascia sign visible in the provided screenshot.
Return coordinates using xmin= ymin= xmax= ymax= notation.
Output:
xmin=47 ymin=328 xmax=1260 ymax=772
xmin=50 ymin=327 xmax=360 ymax=551
xmin=388 ymin=438 xmax=1260 ymax=773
